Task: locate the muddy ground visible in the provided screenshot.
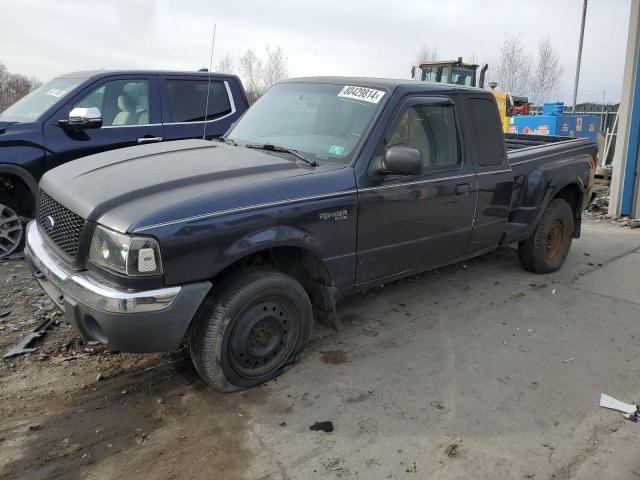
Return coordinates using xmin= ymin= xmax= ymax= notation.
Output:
xmin=1 ymin=219 xmax=640 ymax=479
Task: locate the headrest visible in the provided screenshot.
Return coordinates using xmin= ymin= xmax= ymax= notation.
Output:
xmin=117 ymin=94 xmax=135 ymax=112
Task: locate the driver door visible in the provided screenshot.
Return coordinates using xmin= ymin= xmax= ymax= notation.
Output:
xmin=43 ymin=75 xmax=163 ymax=170
xmin=356 ymin=96 xmax=477 ymax=283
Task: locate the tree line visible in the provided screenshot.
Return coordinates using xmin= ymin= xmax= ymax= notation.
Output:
xmin=0 ymin=34 xmax=566 ymax=111
xmin=416 ymin=33 xmax=564 ymax=107
xmin=214 ymin=47 xmax=289 ymax=104
xmin=0 ymin=62 xmax=41 ymax=112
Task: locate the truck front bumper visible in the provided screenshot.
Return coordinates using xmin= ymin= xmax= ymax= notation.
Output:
xmin=24 ymin=221 xmax=211 ymax=353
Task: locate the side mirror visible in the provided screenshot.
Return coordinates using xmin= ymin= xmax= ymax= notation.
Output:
xmin=59 ymin=107 xmax=103 ymax=129
xmin=383 ymin=146 xmax=422 ymax=175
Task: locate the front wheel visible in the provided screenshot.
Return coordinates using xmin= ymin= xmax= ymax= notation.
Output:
xmin=190 ymin=269 xmax=313 ymax=392
xmin=0 ymin=201 xmax=25 ymax=259
xmin=518 ymin=198 xmax=575 ymax=274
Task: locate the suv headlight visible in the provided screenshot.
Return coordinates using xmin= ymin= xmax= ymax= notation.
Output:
xmin=88 ymin=225 xmax=163 ymax=276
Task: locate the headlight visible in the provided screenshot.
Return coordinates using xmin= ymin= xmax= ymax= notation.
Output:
xmin=88 ymin=225 xmax=163 ymax=276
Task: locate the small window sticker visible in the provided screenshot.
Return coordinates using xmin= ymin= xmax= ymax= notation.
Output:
xmin=46 ymin=88 xmax=67 ymax=98
xmin=337 ymin=85 xmax=385 ymax=104
xmin=329 ymin=145 xmax=345 ymax=156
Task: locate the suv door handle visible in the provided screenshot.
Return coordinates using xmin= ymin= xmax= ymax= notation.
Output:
xmin=455 ymin=183 xmax=472 ymax=195
xmin=137 ymin=136 xmax=163 ymax=144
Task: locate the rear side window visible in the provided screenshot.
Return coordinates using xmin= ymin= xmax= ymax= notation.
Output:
xmin=467 ymin=97 xmax=505 ymax=166
xmin=165 ymin=80 xmax=231 ymax=123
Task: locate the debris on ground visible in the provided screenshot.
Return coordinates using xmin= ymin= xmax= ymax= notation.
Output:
xmin=562 ymin=357 xmax=577 ymax=363
xmin=309 ymin=421 xmax=334 ymax=433
xmin=405 ymin=461 xmax=417 ymax=473
xmin=445 ymin=443 xmax=459 ymax=458
xmin=600 ymin=393 xmax=639 ymax=422
xmin=430 ymin=401 xmax=445 ymax=410
xmin=3 ymin=317 xmax=56 ymax=358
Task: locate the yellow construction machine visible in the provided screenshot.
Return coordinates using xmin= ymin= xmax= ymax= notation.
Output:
xmin=411 ymin=58 xmax=529 ymax=132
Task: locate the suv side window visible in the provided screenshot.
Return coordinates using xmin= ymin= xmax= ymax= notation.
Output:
xmin=74 ymin=80 xmax=150 ymax=126
xmin=387 ymin=103 xmax=460 ymax=171
xmin=165 ymin=80 xmax=231 ymax=123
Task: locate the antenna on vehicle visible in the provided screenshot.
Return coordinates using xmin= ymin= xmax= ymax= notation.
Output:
xmin=202 ymin=23 xmax=217 ymax=140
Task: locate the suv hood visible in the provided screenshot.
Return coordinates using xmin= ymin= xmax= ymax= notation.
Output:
xmin=40 ymin=139 xmax=332 ymax=233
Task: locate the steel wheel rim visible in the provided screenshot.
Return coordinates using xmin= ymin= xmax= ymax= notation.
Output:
xmin=0 ymin=203 xmax=23 ymax=258
xmin=229 ymin=296 xmax=298 ymax=379
xmin=546 ymin=218 xmax=565 ymax=263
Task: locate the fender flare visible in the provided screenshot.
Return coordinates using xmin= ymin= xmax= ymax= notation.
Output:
xmin=0 ymin=164 xmax=38 ymax=196
xmin=214 ymin=225 xmax=333 ymax=283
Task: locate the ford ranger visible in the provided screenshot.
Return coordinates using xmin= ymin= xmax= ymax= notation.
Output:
xmin=25 ymin=77 xmax=596 ymax=391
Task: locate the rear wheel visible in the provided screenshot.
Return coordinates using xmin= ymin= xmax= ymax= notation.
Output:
xmin=190 ymin=269 xmax=313 ymax=392
xmin=0 ymin=200 xmax=24 ymax=258
xmin=518 ymin=198 xmax=574 ymax=273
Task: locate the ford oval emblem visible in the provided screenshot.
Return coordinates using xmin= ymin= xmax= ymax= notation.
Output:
xmin=43 ymin=215 xmax=55 ymax=231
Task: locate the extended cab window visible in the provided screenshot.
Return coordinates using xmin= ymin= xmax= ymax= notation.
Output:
xmin=165 ymin=80 xmax=231 ymax=122
xmin=387 ymin=103 xmax=460 ymax=171
xmin=74 ymin=79 xmax=150 ymax=126
xmin=467 ymin=97 xmax=505 ymax=166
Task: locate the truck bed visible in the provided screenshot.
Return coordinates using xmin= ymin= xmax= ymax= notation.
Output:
xmin=505 ymin=132 xmax=592 ymax=153
xmin=506 ymin=133 xmax=595 ymax=168
xmin=502 ymin=132 xmax=597 ymax=245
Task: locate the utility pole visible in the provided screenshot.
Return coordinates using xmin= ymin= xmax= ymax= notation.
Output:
xmin=572 ymin=0 xmax=588 ymax=113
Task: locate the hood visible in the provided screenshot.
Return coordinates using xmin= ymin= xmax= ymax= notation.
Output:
xmin=40 ymin=139 xmax=334 ymax=233
xmin=0 ymin=120 xmax=16 ymax=134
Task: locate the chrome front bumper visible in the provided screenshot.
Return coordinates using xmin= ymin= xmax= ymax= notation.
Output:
xmin=24 ymin=221 xmax=180 ymax=313
xmin=24 ymin=221 xmax=211 ymax=352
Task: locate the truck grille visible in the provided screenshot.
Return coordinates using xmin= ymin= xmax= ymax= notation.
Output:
xmin=37 ymin=190 xmax=86 ymax=259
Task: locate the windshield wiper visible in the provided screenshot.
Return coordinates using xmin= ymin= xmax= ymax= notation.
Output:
xmin=246 ymin=143 xmax=318 ymax=167
xmin=218 ymin=136 xmax=237 ymax=146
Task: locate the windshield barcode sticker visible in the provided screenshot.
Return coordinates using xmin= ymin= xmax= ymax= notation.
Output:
xmin=337 ymin=86 xmax=385 ymax=104
xmin=46 ymin=89 xmax=67 ymax=98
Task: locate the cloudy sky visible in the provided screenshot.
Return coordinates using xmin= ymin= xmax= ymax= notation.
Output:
xmin=1 ymin=0 xmax=632 ymax=103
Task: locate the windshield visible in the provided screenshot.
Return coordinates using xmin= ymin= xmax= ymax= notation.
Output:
xmin=227 ymin=83 xmax=387 ymax=164
xmin=451 ymin=67 xmax=476 ymax=86
xmin=0 ymin=77 xmax=83 ymax=122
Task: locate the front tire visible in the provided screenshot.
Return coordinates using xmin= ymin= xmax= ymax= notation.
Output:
xmin=0 ymin=200 xmax=25 ymax=259
xmin=518 ymin=198 xmax=575 ymax=273
xmin=190 ymin=269 xmax=313 ymax=392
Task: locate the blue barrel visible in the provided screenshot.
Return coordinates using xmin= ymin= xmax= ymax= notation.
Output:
xmin=542 ymin=102 xmax=564 ymax=116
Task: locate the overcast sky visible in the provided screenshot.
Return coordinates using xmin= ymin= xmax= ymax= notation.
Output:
xmin=1 ymin=0 xmax=632 ymax=103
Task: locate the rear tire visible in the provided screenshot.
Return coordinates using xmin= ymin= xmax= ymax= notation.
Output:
xmin=518 ymin=198 xmax=574 ymax=274
xmin=190 ymin=269 xmax=313 ymax=392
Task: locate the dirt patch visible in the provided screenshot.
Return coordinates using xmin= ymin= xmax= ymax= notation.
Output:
xmin=0 ymin=260 xmax=256 ymax=480
xmin=320 ymin=350 xmax=349 ymax=365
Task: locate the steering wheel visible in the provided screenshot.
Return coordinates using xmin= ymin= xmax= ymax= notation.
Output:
xmin=344 ymin=133 xmax=361 ymax=141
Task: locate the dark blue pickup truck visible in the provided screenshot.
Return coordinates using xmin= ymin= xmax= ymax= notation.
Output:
xmin=25 ymin=77 xmax=596 ymax=391
xmin=0 ymin=70 xmax=248 ymax=257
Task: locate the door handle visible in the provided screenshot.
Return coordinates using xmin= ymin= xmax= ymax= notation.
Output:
xmin=455 ymin=183 xmax=472 ymax=195
xmin=137 ymin=136 xmax=163 ymax=144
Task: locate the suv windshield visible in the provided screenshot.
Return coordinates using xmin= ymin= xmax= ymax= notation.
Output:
xmin=0 ymin=77 xmax=83 ymax=122
xmin=227 ymin=83 xmax=387 ymax=164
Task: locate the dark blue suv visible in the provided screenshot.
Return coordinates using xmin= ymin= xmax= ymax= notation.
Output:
xmin=0 ymin=70 xmax=248 ymax=257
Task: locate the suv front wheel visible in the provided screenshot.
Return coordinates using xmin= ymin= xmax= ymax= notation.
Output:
xmin=0 ymin=200 xmax=25 ymax=258
xmin=190 ymin=269 xmax=313 ymax=392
